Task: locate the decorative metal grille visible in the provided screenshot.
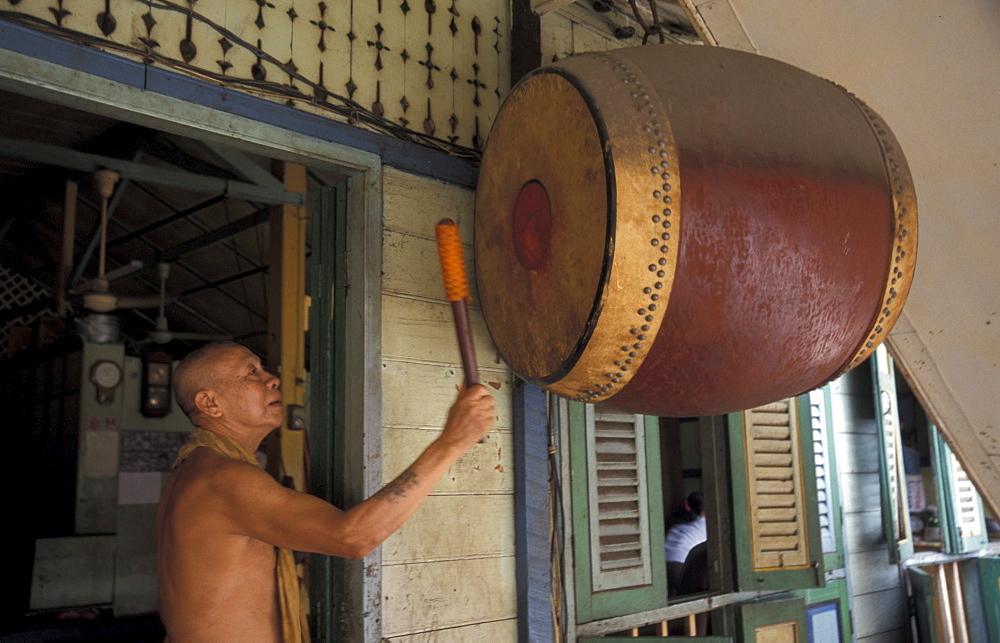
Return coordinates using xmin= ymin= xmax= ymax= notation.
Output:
xmin=1 ymin=0 xmax=510 ymax=155
xmin=0 ymin=263 xmax=56 ymax=357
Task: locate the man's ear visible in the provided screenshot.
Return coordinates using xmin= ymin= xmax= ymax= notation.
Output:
xmin=194 ymin=389 xmax=223 ymax=418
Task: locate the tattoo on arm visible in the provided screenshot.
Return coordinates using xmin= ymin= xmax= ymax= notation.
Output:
xmin=372 ymin=469 xmax=419 ymax=504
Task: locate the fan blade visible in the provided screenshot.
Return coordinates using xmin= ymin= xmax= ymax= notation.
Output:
xmin=139 ymin=330 xmax=230 ymax=345
xmin=168 ymin=331 xmax=231 ymax=341
xmin=116 ymin=293 xmax=177 ymax=309
xmin=70 ymin=260 xmax=144 ymax=295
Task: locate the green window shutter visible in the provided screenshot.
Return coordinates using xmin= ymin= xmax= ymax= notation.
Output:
xmin=808 ymin=386 xmax=845 ymax=570
xmin=798 ymin=577 xmax=853 ymax=643
xmin=870 ymin=345 xmax=914 ymax=563
xmin=907 ymin=566 xmax=941 ymax=642
xmin=978 ymin=557 xmax=1000 ymax=642
xmin=727 ymin=396 xmax=824 ymax=591
xmin=931 ymin=424 xmax=988 ymax=554
xmin=569 ymin=401 xmax=667 ymax=622
xmin=737 ymin=596 xmax=808 ymax=642
xmin=580 ymin=638 xmax=731 ymax=642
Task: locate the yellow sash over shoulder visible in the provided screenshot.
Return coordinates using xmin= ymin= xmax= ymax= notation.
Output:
xmin=174 ymin=428 xmax=307 ymax=643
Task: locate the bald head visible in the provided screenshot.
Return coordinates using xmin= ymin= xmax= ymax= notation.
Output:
xmin=173 ymin=341 xmax=244 ymax=418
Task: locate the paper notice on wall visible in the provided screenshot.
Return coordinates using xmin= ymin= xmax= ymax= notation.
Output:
xmin=83 ymin=430 xmax=120 ymax=478
xmin=118 ymin=471 xmax=164 ymax=505
xmin=906 ymin=474 xmax=926 ymax=512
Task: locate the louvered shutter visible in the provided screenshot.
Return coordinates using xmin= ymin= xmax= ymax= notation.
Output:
xmin=568 ymin=401 xmax=667 ymax=623
xmin=870 ymin=345 xmax=914 ymax=562
xmin=728 ymin=396 xmax=823 ymax=590
xmin=586 ymin=406 xmax=653 ymax=590
xmin=978 ymin=557 xmax=1000 ymax=641
xmin=737 ymin=596 xmax=808 ymax=642
xmin=931 ymin=424 xmax=988 ymax=554
xmin=809 ymin=386 xmax=845 ymax=570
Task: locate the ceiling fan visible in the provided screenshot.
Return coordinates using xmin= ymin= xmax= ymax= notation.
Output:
xmin=73 ymin=169 xmax=163 ymax=313
xmin=140 ymin=262 xmax=229 ymax=345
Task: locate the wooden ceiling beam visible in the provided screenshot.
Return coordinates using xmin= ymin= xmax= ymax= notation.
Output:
xmin=0 ymin=136 xmax=305 ymax=206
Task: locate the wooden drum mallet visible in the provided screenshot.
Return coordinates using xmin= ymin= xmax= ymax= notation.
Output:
xmin=435 ymin=219 xmax=480 ymax=389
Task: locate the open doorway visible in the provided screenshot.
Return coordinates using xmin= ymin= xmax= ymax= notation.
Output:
xmin=895 ymin=371 xmax=996 ymax=553
xmin=0 ymin=89 xmax=347 ymax=639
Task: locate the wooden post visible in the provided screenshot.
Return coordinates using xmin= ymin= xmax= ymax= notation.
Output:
xmin=267 ymin=161 xmax=310 ymax=636
xmin=267 ymin=161 xmax=308 ymax=492
xmin=56 ymin=180 xmax=78 ymax=316
xmin=936 ymin=563 xmax=954 ymax=640
xmin=948 ymin=561 xmax=969 ymax=643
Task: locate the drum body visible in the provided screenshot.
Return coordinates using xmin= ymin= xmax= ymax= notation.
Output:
xmin=475 ymin=45 xmax=916 ymax=417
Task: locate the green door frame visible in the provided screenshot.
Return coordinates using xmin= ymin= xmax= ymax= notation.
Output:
xmin=308 ymin=182 xmax=348 ymax=641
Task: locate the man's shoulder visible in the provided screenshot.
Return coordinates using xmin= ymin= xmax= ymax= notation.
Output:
xmin=176 ymin=448 xmax=271 ymax=493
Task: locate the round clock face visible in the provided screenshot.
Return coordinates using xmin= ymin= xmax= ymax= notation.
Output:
xmin=91 ymin=360 xmax=122 ymax=388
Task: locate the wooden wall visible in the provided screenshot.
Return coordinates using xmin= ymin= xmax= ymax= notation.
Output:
xmin=830 ymin=366 xmax=909 ymax=642
xmin=380 ymin=167 xmax=517 ymax=640
xmin=374 ymin=10 xmax=639 ymax=637
xmin=540 ymin=3 xmax=644 ymax=63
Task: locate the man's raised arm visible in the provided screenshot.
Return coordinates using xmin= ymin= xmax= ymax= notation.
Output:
xmin=213 ymin=385 xmax=496 ymax=558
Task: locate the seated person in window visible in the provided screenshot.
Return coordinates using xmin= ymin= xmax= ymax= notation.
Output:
xmin=664 ymin=491 xmax=706 ymax=596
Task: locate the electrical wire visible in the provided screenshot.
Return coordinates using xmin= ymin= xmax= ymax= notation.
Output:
xmin=0 ymin=8 xmax=482 ymax=161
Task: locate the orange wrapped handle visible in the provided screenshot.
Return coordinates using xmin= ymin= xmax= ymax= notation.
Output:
xmin=435 ymin=219 xmax=471 ymax=302
xmin=435 ymin=219 xmax=479 ymax=390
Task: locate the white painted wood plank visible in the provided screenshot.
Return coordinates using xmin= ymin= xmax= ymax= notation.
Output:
xmin=322 ymin=0 xmax=354 ymax=99
xmin=450 ymin=1 xmax=478 ymax=148
xmin=540 ymin=12 xmax=574 ymax=63
xmin=348 ymin=1 xmax=379 ymax=118
xmin=833 ymin=430 xmax=881 ymax=474
xmin=571 ymin=19 xmax=613 ymax=54
xmin=401 ymin=4 xmax=433 ymax=150
xmin=491 ymin=0 xmax=512 ymax=118
xmin=857 ymin=632 xmax=908 ymax=643
xmin=383 ymin=617 xmax=518 ymax=642
xmin=682 ymin=0 xmax=756 ymax=51
xmin=382 ymin=494 xmax=515 ymax=565
xmin=215 ymin=5 xmax=260 ymax=80
xmin=382 ymin=360 xmax=512 ymax=430
xmin=426 ymin=2 xmax=456 ymax=145
xmin=839 ymin=472 xmax=882 ymax=515
xmin=848 ymin=550 xmax=904 ymax=595
xmin=383 ymin=168 xmax=475 ymax=237
xmin=533 ymin=0 xmax=580 ymax=16
xmin=381 ymin=556 xmax=517 ymax=637
xmin=146 ymin=2 xmax=191 ymax=66
xmin=382 ymin=427 xmax=513 ymax=494
xmin=843 ymin=509 xmax=887 ymax=554
xmin=381 ymin=295 xmax=505 ymax=370
xmin=473 ymin=4 xmax=503 ymax=150
xmin=3 ymin=3 xmax=50 ymax=26
xmin=382 ymin=228 xmax=482 ymax=303
xmin=374 ymin=3 xmax=407 ymax=129
xmin=256 ymin=0 xmax=294 ymax=87
xmin=494 ymin=0 xmax=512 ymax=100
xmin=851 ymin=587 xmax=907 ymax=639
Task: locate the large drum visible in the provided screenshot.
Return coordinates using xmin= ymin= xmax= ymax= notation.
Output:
xmin=475 ymin=45 xmax=917 ymax=417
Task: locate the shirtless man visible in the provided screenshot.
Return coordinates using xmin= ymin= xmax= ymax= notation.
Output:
xmin=156 ymin=342 xmax=495 ymax=641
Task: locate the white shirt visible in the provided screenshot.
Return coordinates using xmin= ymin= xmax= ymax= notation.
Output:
xmin=664 ymin=515 xmax=707 ymax=563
